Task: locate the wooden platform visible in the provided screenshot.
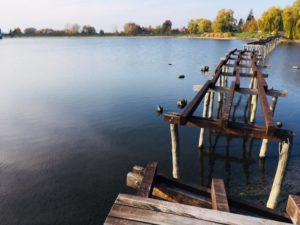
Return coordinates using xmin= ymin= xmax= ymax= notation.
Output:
xmin=104 ymin=194 xmax=290 ymax=225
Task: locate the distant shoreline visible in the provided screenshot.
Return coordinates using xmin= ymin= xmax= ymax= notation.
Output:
xmin=2 ymin=34 xmax=300 ymax=43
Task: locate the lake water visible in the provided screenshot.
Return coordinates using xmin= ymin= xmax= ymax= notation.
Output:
xmin=0 ymin=37 xmax=299 ymax=225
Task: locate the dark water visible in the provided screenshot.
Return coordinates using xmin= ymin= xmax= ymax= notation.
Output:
xmin=0 ymin=37 xmax=299 ymax=225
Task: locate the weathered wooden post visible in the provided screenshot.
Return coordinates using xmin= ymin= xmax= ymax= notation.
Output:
xmin=170 ymin=124 xmax=180 ymax=179
xmin=267 ymin=139 xmax=292 ymax=209
xmin=259 ymin=96 xmax=278 ymax=158
xmin=208 ymin=91 xmax=215 ymax=119
xmin=250 ymin=77 xmax=258 ymax=123
xmin=198 ymin=92 xmax=211 ymax=148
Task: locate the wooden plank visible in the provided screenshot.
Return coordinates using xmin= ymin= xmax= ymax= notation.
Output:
xmin=137 ymin=162 xmax=158 ymax=197
xmin=127 ymin=169 xmax=291 ymax=223
xmin=257 ymin=70 xmax=268 ymax=90
xmin=286 ymin=195 xmax=300 ymax=225
xmin=193 ymin=85 xmax=287 ymax=97
xmin=235 ymin=67 xmax=241 ymax=88
xmin=221 ymin=82 xmax=236 ymax=127
xmin=114 ymin=194 xmax=290 ymax=225
xmin=226 ymin=63 xmax=252 ymax=68
xmin=104 ymin=216 xmax=151 ymax=225
xmin=220 ymin=72 xmax=268 ymax=78
xmin=211 ymin=179 xmax=230 ymax=212
xmin=181 ymin=81 xmax=211 ymax=121
xmin=110 ymin=203 xmax=218 ymax=225
xmin=256 ymin=78 xmax=276 ymax=134
xmin=164 ymin=114 xmax=294 ymax=141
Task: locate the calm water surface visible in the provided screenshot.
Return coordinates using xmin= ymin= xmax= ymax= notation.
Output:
xmin=0 ymin=37 xmax=299 ymax=225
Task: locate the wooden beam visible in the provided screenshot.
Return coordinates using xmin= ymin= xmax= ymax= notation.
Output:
xmin=164 ymin=113 xmax=294 ymax=141
xmin=286 ymin=195 xmax=300 ymax=225
xmin=221 ymin=82 xmax=236 ymax=127
xmin=211 ymin=179 xmax=230 ymax=212
xmin=137 ymin=162 xmax=158 ymax=197
xmin=193 ymin=85 xmax=288 ymax=97
xmin=206 ymin=71 xmax=268 ymax=78
xmin=108 ymin=194 xmax=289 ymax=225
xmin=127 ymin=168 xmax=291 ymax=223
xmin=257 ymin=77 xmax=276 ymax=134
xmin=226 ymin=63 xmax=253 ymax=68
xmin=181 ymin=81 xmax=211 ymax=121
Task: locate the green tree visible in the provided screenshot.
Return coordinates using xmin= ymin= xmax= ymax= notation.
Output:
xmin=296 ymin=19 xmax=300 ymax=39
xmin=246 ymin=9 xmax=255 ymax=22
xmin=237 ymin=18 xmax=244 ymax=32
xmin=162 ymin=20 xmax=172 ymax=34
xmin=187 ymin=19 xmax=198 ymax=34
xmin=282 ymin=5 xmax=299 ymax=39
xmin=124 ymin=23 xmax=142 ymax=35
xmin=258 ymin=7 xmax=283 ymax=34
xmin=82 ymin=25 xmax=96 ymax=35
xmin=197 ymin=19 xmax=212 ymax=33
xmin=212 ymin=9 xmax=235 ymax=32
xmin=24 ymin=27 xmax=37 ymax=35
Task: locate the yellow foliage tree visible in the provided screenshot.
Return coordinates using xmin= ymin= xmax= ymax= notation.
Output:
xmin=258 ymin=7 xmax=283 ymax=34
xmin=243 ymin=19 xmax=258 ymax=33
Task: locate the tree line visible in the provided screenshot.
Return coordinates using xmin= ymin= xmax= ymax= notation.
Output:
xmin=4 ymin=0 xmax=300 ymax=39
xmin=186 ymin=0 xmax=300 ymax=39
xmin=7 ymin=24 xmax=105 ymax=37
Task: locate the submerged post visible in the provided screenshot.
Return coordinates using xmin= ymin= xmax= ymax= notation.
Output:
xmin=198 ymin=92 xmax=211 ymax=148
xmin=170 ymin=124 xmax=180 ymax=179
xmin=267 ymin=139 xmax=291 ymax=209
xmin=259 ymin=96 xmax=278 ymax=158
xmin=250 ymin=77 xmax=258 ymax=123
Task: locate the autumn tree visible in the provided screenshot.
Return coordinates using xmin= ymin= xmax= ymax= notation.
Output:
xmin=65 ymin=24 xmax=81 ymax=34
xmin=198 ymin=19 xmax=212 ymax=33
xmin=258 ymin=7 xmax=283 ymax=34
xmin=282 ymin=4 xmax=299 ymax=39
xmin=187 ymin=19 xmax=198 ymax=34
xmin=243 ymin=19 xmax=258 ymax=32
xmin=124 ymin=23 xmax=142 ymax=35
xmin=15 ymin=28 xmax=22 ymax=34
xmin=212 ymin=9 xmax=235 ymax=32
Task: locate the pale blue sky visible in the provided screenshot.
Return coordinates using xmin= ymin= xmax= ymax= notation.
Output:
xmin=0 ymin=0 xmax=296 ymax=32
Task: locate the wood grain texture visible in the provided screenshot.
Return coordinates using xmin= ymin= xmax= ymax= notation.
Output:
xmin=137 ymin=162 xmax=157 ymax=197
xmin=286 ymin=195 xmax=300 ymax=225
xmin=105 ymin=194 xmax=290 ymax=225
xmin=211 ymin=179 xmax=230 ymax=212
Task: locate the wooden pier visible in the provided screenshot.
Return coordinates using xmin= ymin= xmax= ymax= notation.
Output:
xmin=104 ymin=36 xmax=298 ymax=224
xmin=104 ymin=162 xmax=300 ymax=224
xmin=164 ymin=36 xmax=294 ymax=209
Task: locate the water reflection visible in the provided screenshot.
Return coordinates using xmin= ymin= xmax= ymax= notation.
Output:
xmin=0 ymin=38 xmax=299 ymax=224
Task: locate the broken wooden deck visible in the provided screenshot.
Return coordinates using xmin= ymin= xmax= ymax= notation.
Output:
xmin=105 ymin=194 xmax=290 ymax=225
xmin=104 ymin=162 xmax=299 ymax=224
xmin=163 ymin=36 xmax=295 ymax=209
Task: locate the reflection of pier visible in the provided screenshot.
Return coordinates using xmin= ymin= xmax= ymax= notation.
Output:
xmin=164 ymin=36 xmax=294 ymax=209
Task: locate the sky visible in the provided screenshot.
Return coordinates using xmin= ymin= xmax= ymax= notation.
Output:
xmin=0 ymin=0 xmax=296 ymax=32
